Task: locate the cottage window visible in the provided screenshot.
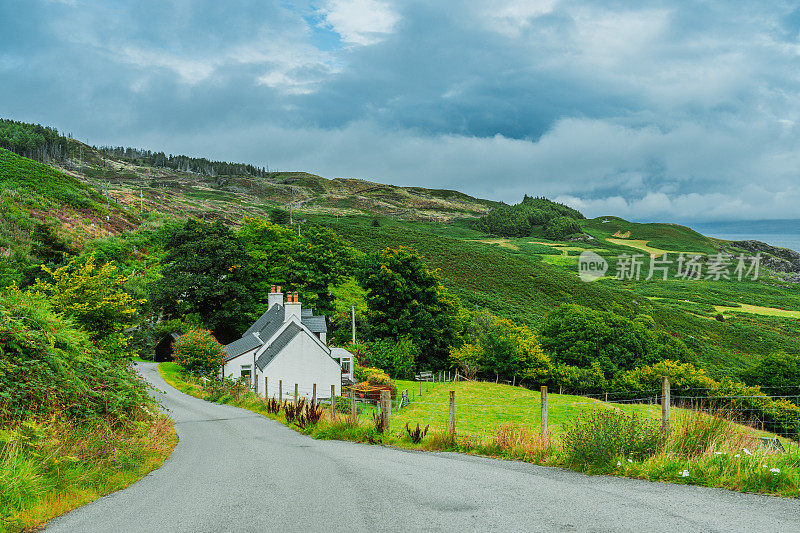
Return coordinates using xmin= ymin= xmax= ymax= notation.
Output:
xmin=241 ymin=365 xmax=251 ymax=382
xmin=341 ymin=359 xmax=351 ymax=374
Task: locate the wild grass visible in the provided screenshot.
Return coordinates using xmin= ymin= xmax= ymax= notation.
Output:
xmin=159 ymin=363 xmax=800 ymax=497
xmin=0 ymin=414 xmax=176 ymax=532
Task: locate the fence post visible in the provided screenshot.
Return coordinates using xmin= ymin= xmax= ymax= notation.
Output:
xmin=540 ymin=386 xmax=548 ymax=437
xmin=662 ymin=377 xmax=671 ymax=434
xmin=264 ymin=376 xmax=268 ymax=398
xmin=279 ymin=379 xmax=283 ymax=402
xmin=350 ymin=387 xmax=357 ymax=424
xmin=254 ymin=374 xmax=258 ymax=394
xmin=449 ymin=390 xmax=456 ymax=437
xmin=330 ymin=384 xmax=336 ymax=419
xmin=380 ymin=390 xmax=391 ymax=431
xmin=294 ymin=383 xmax=299 ymax=404
xmin=312 ymin=383 xmax=317 ymax=405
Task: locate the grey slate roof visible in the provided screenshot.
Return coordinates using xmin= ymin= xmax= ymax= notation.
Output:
xmin=301 ymin=314 xmax=327 ymax=333
xmin=243 ymin=304 xmax=283 ymax=337
xmin=301 ymin=308 xmax=313 ymax=317
xmin=256 ymin=305 xmax=285 ymax=342
xmin=255 ymin=322 xmax=303 ymax=371
xmin=224 ymin=334 xmax=261 ymax=361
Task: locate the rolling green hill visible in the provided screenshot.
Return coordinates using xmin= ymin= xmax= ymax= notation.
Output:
xmin=3 ymin=118 xmax=800 ymax=382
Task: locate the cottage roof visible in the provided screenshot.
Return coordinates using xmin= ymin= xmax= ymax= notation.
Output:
xmin=301 ymin=314 xmax=327 ymax=333
xmin=243 ymin=304 xmax=282 ymax=337
xmin=224 ymin=334 xmax=261 ymax=361
xmin=255 ymin=322 xmax=303 ymax=371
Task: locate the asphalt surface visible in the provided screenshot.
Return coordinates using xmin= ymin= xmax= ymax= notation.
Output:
xmin=46 ymin=362 xmax=800 ymax=532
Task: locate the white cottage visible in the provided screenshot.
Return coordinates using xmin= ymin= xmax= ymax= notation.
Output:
xmin=221 ymin=286 xmax=355 ymax=399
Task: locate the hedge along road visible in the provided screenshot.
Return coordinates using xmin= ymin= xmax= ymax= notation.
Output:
xmin=47 ymin=363 xmax=800 ymax=533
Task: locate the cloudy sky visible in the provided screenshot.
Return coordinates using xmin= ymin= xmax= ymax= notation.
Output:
xmin=2 ymin=0 xmax=800 ymax=222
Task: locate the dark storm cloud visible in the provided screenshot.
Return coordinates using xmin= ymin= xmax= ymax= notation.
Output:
xmin=2 ymin=0 xmax=800 ymax=221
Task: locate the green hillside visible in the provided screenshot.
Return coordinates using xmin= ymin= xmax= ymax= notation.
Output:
xmin=0 ymin=147 xmax=107 ymax=211
xmin=311 ymin=214 xmax=800 ymax=379
xmin=3 ymin=118 xmax=800 ymax=383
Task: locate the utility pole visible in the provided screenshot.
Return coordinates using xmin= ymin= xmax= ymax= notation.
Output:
xmin=351 ymin=305 xmax=356 ymax=344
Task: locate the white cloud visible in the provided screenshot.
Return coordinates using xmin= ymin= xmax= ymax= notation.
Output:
xmin=479 ymin=0 xmax=560 ymax=37
xmin=318 ymin=0 xmax=400 ymax=45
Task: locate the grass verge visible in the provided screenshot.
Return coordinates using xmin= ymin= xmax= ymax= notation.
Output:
xmin=1 ymin=414 xmax=176 ymax=532
xmin=158 ymin=363 xmax=799 ymax=498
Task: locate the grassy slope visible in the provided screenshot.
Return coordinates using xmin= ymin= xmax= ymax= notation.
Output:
xmin=8 ymin=140 xmax=800 ymax=379
xmin=0 ymin=148 xmax=138 ymax=258
xmin=48 ymin=144 xmax=498 ymax=223
xmin=313 ymin=215 xmax=800 ymax=378
xmin=1 ymin=415 xmax=176 ymax=532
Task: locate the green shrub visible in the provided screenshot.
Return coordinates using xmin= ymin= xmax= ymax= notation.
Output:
xmin=562 ymin=409 xmax=663 ymax=468
xmin=0 ymin=287 xmax=154 ymax=423
xmin=368 ymin=337 xmax=418 ymax=379
xmin=172 ymin=329 xmax=225 ymax=376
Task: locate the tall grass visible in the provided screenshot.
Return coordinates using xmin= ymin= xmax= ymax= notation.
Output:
xmin=0 ymin=414 xmax=176 ymax=532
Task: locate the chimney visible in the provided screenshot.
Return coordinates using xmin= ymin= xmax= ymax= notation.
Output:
xmin=268 ymin=284 xmax=283 ymax=309
xmin=284 ymin=291 xmax=301 ymax=322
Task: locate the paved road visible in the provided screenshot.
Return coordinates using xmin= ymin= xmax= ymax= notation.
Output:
xmin=47 ymin=363 xmax=800 ymax=532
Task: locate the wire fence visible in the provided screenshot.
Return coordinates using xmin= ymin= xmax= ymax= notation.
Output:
xmin=250 ymin=374 xmax=800 ymax=442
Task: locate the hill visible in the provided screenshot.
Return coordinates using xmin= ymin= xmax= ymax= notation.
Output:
xmin=3 ymin=117 xmax=800 ymax=381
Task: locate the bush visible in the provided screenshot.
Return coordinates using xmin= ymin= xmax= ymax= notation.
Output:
xmin=368 ymin=337 xmax=418 ymax=379
xmin=562 ymin=409 xmax=663 ymax=468
xmin=172 ymin=329 xmax=225 ymax=376
xmin=740 ymin=351 xmax=800 ymax=391
xmin=0 ymin=288 xmax=154 ymax=423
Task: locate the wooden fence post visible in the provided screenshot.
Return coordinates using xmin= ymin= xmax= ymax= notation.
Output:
xmin=330 ymin=384 xmax=336 ymax=419
xmin=254 ymin=374 xmax=258 ymax=394
xmin=380 ymin=390 xmax=391 ymax=431
xmin=294 ymin=383 xmax=299 ymax=404
xmin=662 ymin=377 xmax=671 ymax=434
xmin=350 ymin=387 xmax=357 ymax=424
xmin=449 ymin=390 xmax=456 ymax=437
xmin=279 ymin=380 xmax=283 ymax=402
xmin=312 ymin=383 xmax=317 ymax=405
xmin=264 ymin=376 xmax=268 ymax=398
xmin=540 ymin=386 xmax=548 ymax=437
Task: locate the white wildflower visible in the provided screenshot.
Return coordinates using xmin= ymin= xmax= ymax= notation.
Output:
xmin=680 ymin=469 xmax=690 ymax=477
xmin=627 ymin=459 xmax=633 ymax=463
xmin=617 ymin=461 xmax=621 ymax=467
xmin=743 ymin=448 xmax=752 ymax=455
xmin=770 ymin=468 xmax=781 ymax=474
xmin=714 ymin=451 xmax=725 ymax=455
xmin=734 ymin=454 xmax=741 ymax=458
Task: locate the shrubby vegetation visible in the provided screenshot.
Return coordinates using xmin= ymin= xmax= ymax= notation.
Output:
xmin=540 ymin=305 xmax=694 ymax=377
xmin=476 ymin=196 xmax=584 ymax=238
xmin=172 ymin=329 xmax=226 ymax=376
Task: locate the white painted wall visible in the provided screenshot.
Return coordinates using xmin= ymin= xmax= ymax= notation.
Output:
xmin=257 ymin=332 xmax=341 ymax=400
xmin=221 ymin=348 xmax=259 ymax=385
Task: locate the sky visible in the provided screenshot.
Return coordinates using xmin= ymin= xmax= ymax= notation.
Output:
xmin=2 ymin=0 xmax=800 ymax=222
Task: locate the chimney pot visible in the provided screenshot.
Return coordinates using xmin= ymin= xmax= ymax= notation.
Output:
xmin=294 ymin=293 xmax=299 ymax=303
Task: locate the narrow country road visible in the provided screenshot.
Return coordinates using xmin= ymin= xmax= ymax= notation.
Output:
xmin=47 ymin=362 xmax=800 ymax=532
